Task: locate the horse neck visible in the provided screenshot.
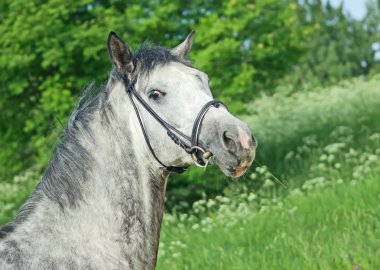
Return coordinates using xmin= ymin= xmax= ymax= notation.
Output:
xmin=94 ymin=116 xmax=168 ymax=262
xmin=39 ymin=83 xmax=169 ymax=267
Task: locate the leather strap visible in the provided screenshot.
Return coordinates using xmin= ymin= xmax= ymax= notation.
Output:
xmin=122 ymin=76 xmax=226 ymax=173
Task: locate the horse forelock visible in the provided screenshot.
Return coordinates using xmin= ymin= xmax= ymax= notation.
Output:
xmin=132 ymin=45 xmax=191 ymax=76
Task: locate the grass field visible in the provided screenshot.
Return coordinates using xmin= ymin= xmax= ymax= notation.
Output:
xmin=157 ymin=168 xmax=380 ymax=269
xmin=1 ymin=76 xmax=380 ymax=269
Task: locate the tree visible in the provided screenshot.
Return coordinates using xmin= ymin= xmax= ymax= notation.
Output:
xmin=192 ymin=0 xmax=306 ymax=111
xmin=281 ymin=0 xmax=380 ymax=88
xmin=0 ymin=0 xmax=307 ymax=180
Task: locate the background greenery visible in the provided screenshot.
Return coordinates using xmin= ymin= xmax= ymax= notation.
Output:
xmin=156 ymin=75 xmax=380 ymax=269
xmin=1 ymin=0 xmax=380 ymax=268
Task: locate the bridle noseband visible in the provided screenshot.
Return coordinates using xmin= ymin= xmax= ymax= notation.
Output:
xmin=121 ymin=75 xmax=226 ymax=174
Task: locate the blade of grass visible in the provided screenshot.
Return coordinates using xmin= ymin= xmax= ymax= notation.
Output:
xmin=255 ymin=160 xmax=288 ymax=190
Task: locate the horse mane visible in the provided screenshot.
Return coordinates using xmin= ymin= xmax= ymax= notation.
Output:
xmin=0 ymin=44 xmax=190 ymax=239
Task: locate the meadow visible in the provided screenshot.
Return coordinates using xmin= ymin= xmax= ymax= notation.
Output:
xmin=1 ymin=75 xmax=379 ymax=269
xmin=156 ymin=75 xmax=380 ymax=269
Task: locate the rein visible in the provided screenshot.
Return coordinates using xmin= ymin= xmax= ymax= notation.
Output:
xmin=121 ymin=76 xmax=226 ymax=174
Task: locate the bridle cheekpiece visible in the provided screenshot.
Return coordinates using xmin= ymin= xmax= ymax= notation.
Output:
xmin=121 ymin=75 xmax=226 ymax=174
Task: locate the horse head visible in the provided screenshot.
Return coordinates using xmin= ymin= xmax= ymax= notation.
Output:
xmin=107 ymin=31 xmax=256 ymax=178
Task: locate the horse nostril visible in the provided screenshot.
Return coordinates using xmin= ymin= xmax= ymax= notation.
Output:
xmin=222 ymin=131 xmax=237 ymax=152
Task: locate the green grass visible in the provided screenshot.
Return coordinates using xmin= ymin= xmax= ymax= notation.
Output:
xmin=245 ymin=76 xmax=380 ymax=176
xmin=157 ymin=169 xmax=380 ymax=269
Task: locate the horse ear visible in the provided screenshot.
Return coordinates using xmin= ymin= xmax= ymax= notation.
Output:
xmin=171 ymin=30 xmax=195 ymax=59
xmin=107 ymin=32 xmax=134 ymax=75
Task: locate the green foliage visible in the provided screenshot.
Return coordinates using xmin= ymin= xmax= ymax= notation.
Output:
xmin=192 ymin=0 xmax=306 ymax=111
xmin=0 ymin=0 xmax=307 ymax=179
xmin=281 ymin=0 xmax=380 ymax=88
xmin=0 ymin=170 xmax=40 ymax=225
xmin=244 ymin=75 xmax=380 ymax=178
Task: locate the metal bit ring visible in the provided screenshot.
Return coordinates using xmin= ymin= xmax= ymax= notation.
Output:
xmin=190 ymin=146 xmax=213 ymax=168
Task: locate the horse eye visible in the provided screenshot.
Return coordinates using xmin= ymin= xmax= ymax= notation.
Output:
xmin=148 ymin=90 xmax=165 ymax=101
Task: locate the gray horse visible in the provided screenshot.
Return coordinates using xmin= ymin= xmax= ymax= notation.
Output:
xmin=0 ymin=31 xmax=256 ymax=269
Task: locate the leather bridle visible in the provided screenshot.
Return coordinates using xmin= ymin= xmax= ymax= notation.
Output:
xmin=121 ymin=75 xmax=226 ymax=174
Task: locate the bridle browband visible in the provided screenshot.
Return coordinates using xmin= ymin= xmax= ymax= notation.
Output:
xmin=121 ymin=75 xmax=226 ymax=174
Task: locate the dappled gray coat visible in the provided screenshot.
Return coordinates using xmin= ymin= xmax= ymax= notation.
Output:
xmin=0 ymin=31 xmax=255 ymax=270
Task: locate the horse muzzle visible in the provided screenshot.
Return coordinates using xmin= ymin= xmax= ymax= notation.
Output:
xmin=200 ymin=117 xmax=257 ymax=178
